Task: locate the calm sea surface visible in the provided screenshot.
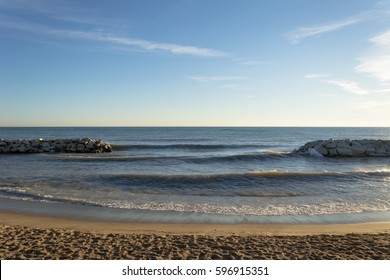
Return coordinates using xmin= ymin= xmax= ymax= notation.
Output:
xmin=1 ymin=127 xmax=390 ymax=224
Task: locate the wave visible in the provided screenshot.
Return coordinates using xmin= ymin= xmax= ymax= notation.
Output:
xmin=0 ymin=182 xmax=303 ymax=209
xmin=56 ymin=150 xmax=292 ymax=163
xmin=105 ymin=188 xmax=304 ymax=198
xmin=103 ymin=170 xmax=343 ymax=183
xmin=110 ymin=143 xmax=274 ymax=151
xmin=98 ymin=200 xmax=390 ymax=217
xmin=0 ymin=184 xmax=101 ymax=207
xmin=191 ymin=151 xmax=292 ymax=163
xmin=97 ymin=169 xmax=390 ymax=193
xmin=100 ymin=171 xmax=336 ymax=196
xmin=121 ymin=138 xmax=213 ymax=143
xmin=2 ymin=189 xmax=390 ymax=217
xmin=57 ymin=155 xmax=177 ymax=162
xmin=2 ymin=170 xmax=388 ymax=210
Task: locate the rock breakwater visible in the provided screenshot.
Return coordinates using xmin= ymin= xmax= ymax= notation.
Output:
xmin=294 ymin=139 xmax=390 ymax=157
xmin=0 ymin=138 xmax=112 ymax=153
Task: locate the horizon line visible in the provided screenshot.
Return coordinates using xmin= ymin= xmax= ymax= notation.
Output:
xmin=1 ymin=125 xmax=389 ymax=128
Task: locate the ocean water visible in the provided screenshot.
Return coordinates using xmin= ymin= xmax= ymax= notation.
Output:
xmin=0 ymin=127 xmax=390 ymax=224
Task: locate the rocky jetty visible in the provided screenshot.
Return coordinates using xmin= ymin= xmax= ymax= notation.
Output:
xmin=294 ymin=139 xmax=390 ymax=157
xmin=0 ymin=138 xmax=112 ymax=154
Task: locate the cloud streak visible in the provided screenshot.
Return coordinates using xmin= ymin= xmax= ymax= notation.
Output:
xmin=327 ymin=80 xmax=371 ymax=95
xmin=355 ymin=30 xmax=390 ymax=81
xmin=288 ymin=19 xmax=358 ymax=43
xmin=287 ymin=9 xmax=390 ymax=43
xmin=370 ymin=30 xmax=390 ymax=45
xmin=0 ymin=16 xmax=227 ymax=57
xmin=355 ymin=55 xmax=390 ymax=81
xmin=304 ymin=73 xmax=329 ymax=79
xmin=327 ymin=79 xmax=390 ymax=95
xmin=62 ymin=30 xmax=228 ymax=57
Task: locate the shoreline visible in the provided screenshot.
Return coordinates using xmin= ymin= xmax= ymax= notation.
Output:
xmin=2 ymin=211 xmax=390 ymax=260
xmin=1 ymin=210 xmax=390 ymax=236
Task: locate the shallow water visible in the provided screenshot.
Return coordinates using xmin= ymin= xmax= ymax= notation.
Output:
xmin=1 ymin=127 xmax=390 ymax=223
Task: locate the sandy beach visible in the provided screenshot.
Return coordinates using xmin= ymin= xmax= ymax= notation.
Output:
xmin=1 ymin=211 xmax=390 ymax=260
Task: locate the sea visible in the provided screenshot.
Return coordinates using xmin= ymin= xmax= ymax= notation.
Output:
xmin=0 ymin=127 xmax=389 ymax=224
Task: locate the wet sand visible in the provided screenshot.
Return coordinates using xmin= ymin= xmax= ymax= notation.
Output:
xmin=1 ymin=211 xmax=390 ymax=260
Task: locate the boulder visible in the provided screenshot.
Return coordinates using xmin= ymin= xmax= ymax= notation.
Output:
xmin=336 ymin=141 xmax=351 ymax=149
xmin=351 ymin=142 xmax=365 ymax=156
xmin=77 ymin=144 xmax=85 ymax=151
xmin=328 ymin=148 xmax=338 ymax=157
xmin=365 ymin=146 xmax=376 ymax=155
xmin=313 ymin=144 xmax=328 ymax=156
xmin=294 ymin=139 xmax=390 ymax=157
xmin=336 ymin=147 xmax=352 ymax=156
xmin=324 ymin=141 xmax=337 ymax=149
xmin=376 ymin=147 xmax=386 ymax=154
xmin=0 ymin=138 xmax=112 ymax=154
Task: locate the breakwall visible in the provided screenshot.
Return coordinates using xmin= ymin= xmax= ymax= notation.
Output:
xmin=0 ymin=138 xmax=112 ymax=153
xmin=294 ymin=139 xmax=390 ymax=157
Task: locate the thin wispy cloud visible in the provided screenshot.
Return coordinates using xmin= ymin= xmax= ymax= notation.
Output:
xmin=304 ymin=73 xmax=329 ymax=79
xmin=327 ymin=79 xmax=390 ymax=95
xmin=66 ymin=31 xmax=228 ymax=57
xmin=355 ymin=30 xmax=390 ymax=81
xmin=287 ymin=8 xmax=390 ymax=43
xmin=188 ymin=76 xmax=247 ymax=82
xmin=327 ymin=80 xmax=371 ymax=95
xmin=355 ymin=55 xmax=390 ymax=81
xmin=370 ymin=30 xmax=390 ymax=45
xmin=0 ymin=17 xmax=228 ymax=57
xmin=0 ymin=1 xmax=227 ymax=57
xmin=288 ymin=19 xmax=358 ymax=44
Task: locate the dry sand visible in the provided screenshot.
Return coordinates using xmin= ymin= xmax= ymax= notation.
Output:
xmin=1 ymin=211 xmax=390 ymax=260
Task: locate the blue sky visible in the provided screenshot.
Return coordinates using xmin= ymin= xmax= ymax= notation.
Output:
xmin=1 ymin=0 xmax=390 ymax=126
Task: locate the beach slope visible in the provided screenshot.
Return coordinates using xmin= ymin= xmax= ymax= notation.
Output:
xmin=1 ymin=212 xmax=390 ymax=260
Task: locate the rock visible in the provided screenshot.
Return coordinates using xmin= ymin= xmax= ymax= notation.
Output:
xmin=294 ymin=139 xmax=390 ymax=157
xmin=328 ymin=148 xmax=338 ymax=157
xmin=41 ymin=142 xmax=50 ymax=148
xmin=365 ymin=146 xmax=376 ymax=155
xmin=77 ymin=144 xmax=85 ymax=151
xmin=17 ymin=146 xmax=27 ymax=153
xmin=336 ymin=147 xmax=352 ymax=156
xmin=351 ymin=142 xmax=365 ymax=156
xmin=336 ymin=141 xmax=351 ymax=149
xmin=308 ymin=148 xmax=324 ymax=157
xmin=313 ymin=144 xmax=328 ymax=156
xmin=0 ymin=138 xmax=112 ymax=154
xmin=86 ymin=142 xmax=95 ymax=149
xmin=376 ymin=147 xmax=386 ymax=154
xmin=31 ymin=141 xmax=40 ymax=147
xmin=324 ymin=141 xmax=336 ymax=149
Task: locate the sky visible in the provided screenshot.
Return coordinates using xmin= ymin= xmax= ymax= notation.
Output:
xmin=1 ymin=0 xmax=390 ymax=126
